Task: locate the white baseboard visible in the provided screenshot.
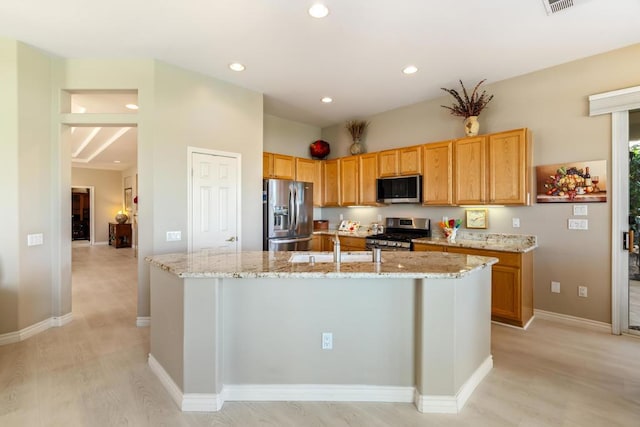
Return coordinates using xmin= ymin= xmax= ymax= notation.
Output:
xmin=491 ymin=315 xmax=535 ymax=330
xmin=94 ymin=241 xmax=109 ymax=246
xmin=136 ymin=317 xmax=150 ymax=327
xmin=148 ymin=352 xmax=492 ymax=414
xmin=414 ymin=355 xmax=493 ymax=414
xmin=534 ymin=309 xmax=612 ymax=332
xmin=223 ymin=384 xmax=415 ymax=403
xmin=148 ymin=354 xmax=223 ymax=412
xmin=0 ymin=312 xmax=73 ymax=346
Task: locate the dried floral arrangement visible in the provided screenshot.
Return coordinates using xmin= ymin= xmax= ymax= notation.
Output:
xmin=345 ymin=120 xmax=369 ymax=141
xmin=441 ymin=79 xmax=494 ymax=118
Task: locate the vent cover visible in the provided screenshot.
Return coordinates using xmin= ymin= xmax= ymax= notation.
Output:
xmin=542 ymin=0 xmax=575 ymax=15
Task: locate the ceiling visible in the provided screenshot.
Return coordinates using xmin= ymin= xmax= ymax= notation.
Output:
xmin=1 ymin=1 xmax=640 ymax=132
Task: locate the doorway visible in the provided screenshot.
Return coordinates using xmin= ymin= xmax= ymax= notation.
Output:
xmin=71 ymin=186 xmax=94 ymax=245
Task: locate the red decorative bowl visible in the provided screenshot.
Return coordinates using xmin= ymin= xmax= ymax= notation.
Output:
xmin=309 ymin=140 xmax=330 ymax=159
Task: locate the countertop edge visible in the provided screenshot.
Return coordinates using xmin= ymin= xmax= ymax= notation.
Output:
xmin=411 ymin=238 xmax=538 ymax=253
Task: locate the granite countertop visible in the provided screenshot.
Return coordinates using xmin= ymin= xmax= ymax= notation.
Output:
xmin=313 ymin=229 xmax=372 ymax=238
xmin=413 ymin=232 xmax=538 ymax=253
xmin=146 ymin=250 xmax=498 ymax=279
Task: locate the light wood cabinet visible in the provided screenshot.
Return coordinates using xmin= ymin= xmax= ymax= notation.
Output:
xmin=337 ymin=235 xmax=367 ymax=251
xmin=358 ymin=153 xmax=380 ymax=206
xmin=296 ymin=158 xmax=323 ymax=207
xmin=422 ymin=141 xmax=454 ymax=206
xmin=454 ymin=136 xmax=487 ymax=205
xmin=414 ymin=243 xmax=534 ymax=327
xmin=323 ymin=159 xmax=340 ymax=207
xmin=488 ymin=128 xmax=531 ymax=205
xmin=453 ymin=128 xmax=531 ymax=206
xmin=263 ymin=152 xmax=295 ymax=179
xmin=310 ymin=234 xmax=323 ymax=251
xmin=340 ymin=156 xmax=359 ymax=206
xmin=378 ymin=146 xmax=422 ymax=177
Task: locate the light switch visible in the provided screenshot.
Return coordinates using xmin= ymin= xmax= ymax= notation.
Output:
xmin=568 ymin=219 xmax=588 ymax=230
xmin=27 ymin=233 xmax=44 ymax=246
xmin=573 ymin=205 xmax=588 ymax=216
xmin=166 ymin=231 xmax=182 ymax=241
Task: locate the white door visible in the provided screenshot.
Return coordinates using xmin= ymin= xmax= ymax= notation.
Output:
xmin=191 ymin=151 xmax=240 ymax=252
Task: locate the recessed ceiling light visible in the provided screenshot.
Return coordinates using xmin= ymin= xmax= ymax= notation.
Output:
xmin=402 ymin=65 xmax=418 ymax=75
xmin=125 ymin=103 xmax=139 ymax=110
xmin=113 ymin=160 xmax=121 ymax=164
xmin=309 ymin=4 xmax=329 ymax=18
xmin=229 ymin=62 xmax=246 ymax=72
xmin=321 ymin=97 xmax=333 ymax=103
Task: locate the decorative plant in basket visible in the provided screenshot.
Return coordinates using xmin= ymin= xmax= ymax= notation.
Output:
xmin=441 ymin=79 xmax=494 ymax=136
xmin=345 ymin=120 xmax=369 ymax=155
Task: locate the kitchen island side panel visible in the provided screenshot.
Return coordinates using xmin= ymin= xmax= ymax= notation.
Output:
xmin=222 ymin=278 xmax=416 ymax=386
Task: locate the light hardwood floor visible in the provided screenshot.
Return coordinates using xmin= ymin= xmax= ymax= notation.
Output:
xmin=1 ymin=245 xmax=640 ymax=426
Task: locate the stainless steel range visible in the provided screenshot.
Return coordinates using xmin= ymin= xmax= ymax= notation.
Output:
xmin=365 ymin=217 xmax=431 ymax=251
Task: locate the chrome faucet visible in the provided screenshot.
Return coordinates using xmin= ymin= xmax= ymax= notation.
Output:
xmin=333 ymin=232 xmax=341 ymax=263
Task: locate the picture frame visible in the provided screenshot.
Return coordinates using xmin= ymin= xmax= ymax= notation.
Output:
xmin=466 ymin=208 xmax=488 ymax=229
xmin=124 ymin=187 xmax=133 ymax=211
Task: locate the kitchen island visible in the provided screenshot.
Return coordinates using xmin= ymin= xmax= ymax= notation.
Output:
xmin=146 ymin=250 xmax=497 ymax=414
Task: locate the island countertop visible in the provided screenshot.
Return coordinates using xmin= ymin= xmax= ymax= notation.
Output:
xmin=145 ymin=250 xmax=498 ymax=279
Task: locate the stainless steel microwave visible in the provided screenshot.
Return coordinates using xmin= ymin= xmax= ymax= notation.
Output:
xmin=376 ymin=175 xmax=422 ymax=204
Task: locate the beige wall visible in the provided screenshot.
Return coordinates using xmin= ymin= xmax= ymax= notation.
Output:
xmin=72 ymin=168 xmax=123 ymax=243
xmin=320 ymin=43 xmax=640 ymax=323
xmin=264 ymin=114 xmax=321 ymax=158
xmin=0 ymin=39 xmax=20 ymax=334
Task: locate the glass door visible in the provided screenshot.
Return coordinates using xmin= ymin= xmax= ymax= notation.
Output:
xmin=628 ymin=109 xmax=640 ymax=334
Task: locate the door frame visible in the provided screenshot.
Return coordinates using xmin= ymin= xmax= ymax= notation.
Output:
xmin=589 ymin=85 xmax=640 ymax=334
xmin=71 ymin=185 xmax=95 ymax=245
xmin=187 ymin=146 xmax=242 ymax=253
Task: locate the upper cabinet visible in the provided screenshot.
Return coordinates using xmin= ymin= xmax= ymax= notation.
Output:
xmin=378 ymin=146 xmax=422 ymax=177
xmin=339 ymin=156 xmax=359 ymax=206
xmin=295 ymin=158 xmax=323 ymax=207
xmin=323 ymin=159 xmax=340 ymax=207
xmin=358 ymin=153 xmax=380 ymax=206
xmin=453 ymin=128 xmax=531 ymax=205
xmin=488 ymin=128 xmax=531 ymax=205
xmin=263 ymin=152 xmax=295 ymax=179
xmin=454 ymin=136 xmax=487 ymax=205
xmin=422 ymin=141 xmax=454 ymax=206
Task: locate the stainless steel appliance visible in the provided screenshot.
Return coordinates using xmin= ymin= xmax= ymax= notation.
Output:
xmin=263 ymin=179 xmax=313 ymax=251
xmin=365 ymin=217 xmax=431 ymax=251
xmin=376 ymin=175 xmax=422 ymax=204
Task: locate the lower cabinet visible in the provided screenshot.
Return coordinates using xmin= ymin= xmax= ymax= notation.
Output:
xmin=109 ymin=223 xmax=132 ymax=248
xmin=317 ymin=234 xmax=366 ymax=251
xmin=413 ymin=243 xmax=534 ymax=327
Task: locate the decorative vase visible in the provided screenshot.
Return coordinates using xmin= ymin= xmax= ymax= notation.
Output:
xmin=350 ymin=138 xmax=364 ymax=155
xmin=115 ymin=212 xmax=128 ymax=224
xmin=463 ymin=116 xmax=480 ymax=137
xmin=447 ymin=228 xmax=457 ymax=243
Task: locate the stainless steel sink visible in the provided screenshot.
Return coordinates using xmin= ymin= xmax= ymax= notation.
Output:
xmin=288 ymin=252 xmax=373 ymax=263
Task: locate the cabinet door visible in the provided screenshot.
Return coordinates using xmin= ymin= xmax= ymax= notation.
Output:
xmin=296 ymin=158 xmax=323 ymax=206
xmin=272 ymin=154 xmax=295 ymax=179
xmin=263 ymin=152 xmax=273 ymax=179
xmin=323 ymin=159 xmax=340 ymax=207
xmin=399 ymin=146 xmax=422 ymax=175
xmin=359 ymin=153 xmax=379 ymax=205
xmin=488 ymin=128 xmax=530 ymax=205
xmin=322 ymin=234 xmax=334 ymax=251
xmin=422 ymin=141 xmax=453 ymax=205
xmin=378 ymin=150 xmax=398 ymax=177
xmin=340 ymin=236 xmax=366 ymax=250
xmin=340 ymin=157 xmax=359 ymax=206
xmin=454 ymin=136 xmax=487 ymax=205
xmin=491 ymin=265 xmax=521 ymax=321
xmin=310 ymin=234 xmax=322 ymax=251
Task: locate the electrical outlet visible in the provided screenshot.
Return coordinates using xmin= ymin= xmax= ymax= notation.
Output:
xmin=551 ymin=281 xmax=560 ymax=293
xmin=166 ymin=231 xmax=182 ymax=241
xmin=27 ymin=233 xmax=44 ymax=246
xmin=512 ymin=218 xmax=520 ymax=228
xmin=578 ymin=286 xmax=588 ymax=298
xmin=339 ymin=214 xmax=344 ymax=221
xmin=322 ymin=332 xmax=333 ymax=350
xmin=573 ymin=205 xmax=588 ymax=216
xmin=568 ymin=219 xmax=588 ymax=230
xmin=377 ymin=214 xmax=382 ymax=222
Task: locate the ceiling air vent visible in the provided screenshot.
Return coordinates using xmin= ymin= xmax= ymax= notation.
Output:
xmin=542 ymin=0 xmax=576 ymax=15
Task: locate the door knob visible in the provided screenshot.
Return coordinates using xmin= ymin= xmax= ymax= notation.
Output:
xmin=226 ymin=236 xmax=237 ymax=242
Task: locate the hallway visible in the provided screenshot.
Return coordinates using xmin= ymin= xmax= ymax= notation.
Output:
xmin=1 ymin=246 xmax=640 ymax=426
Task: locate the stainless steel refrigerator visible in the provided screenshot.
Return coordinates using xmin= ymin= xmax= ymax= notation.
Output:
xmin=263 ymin=179 xmax=313 ymax=251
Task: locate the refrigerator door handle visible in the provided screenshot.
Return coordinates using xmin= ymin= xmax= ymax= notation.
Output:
xmin=288 ymin=185 xmax=295 ymax=233
xmin=270 ymin=237 xmax=312 ymax=244
xmin=293 ymin=185 xmax=299 ymax=230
